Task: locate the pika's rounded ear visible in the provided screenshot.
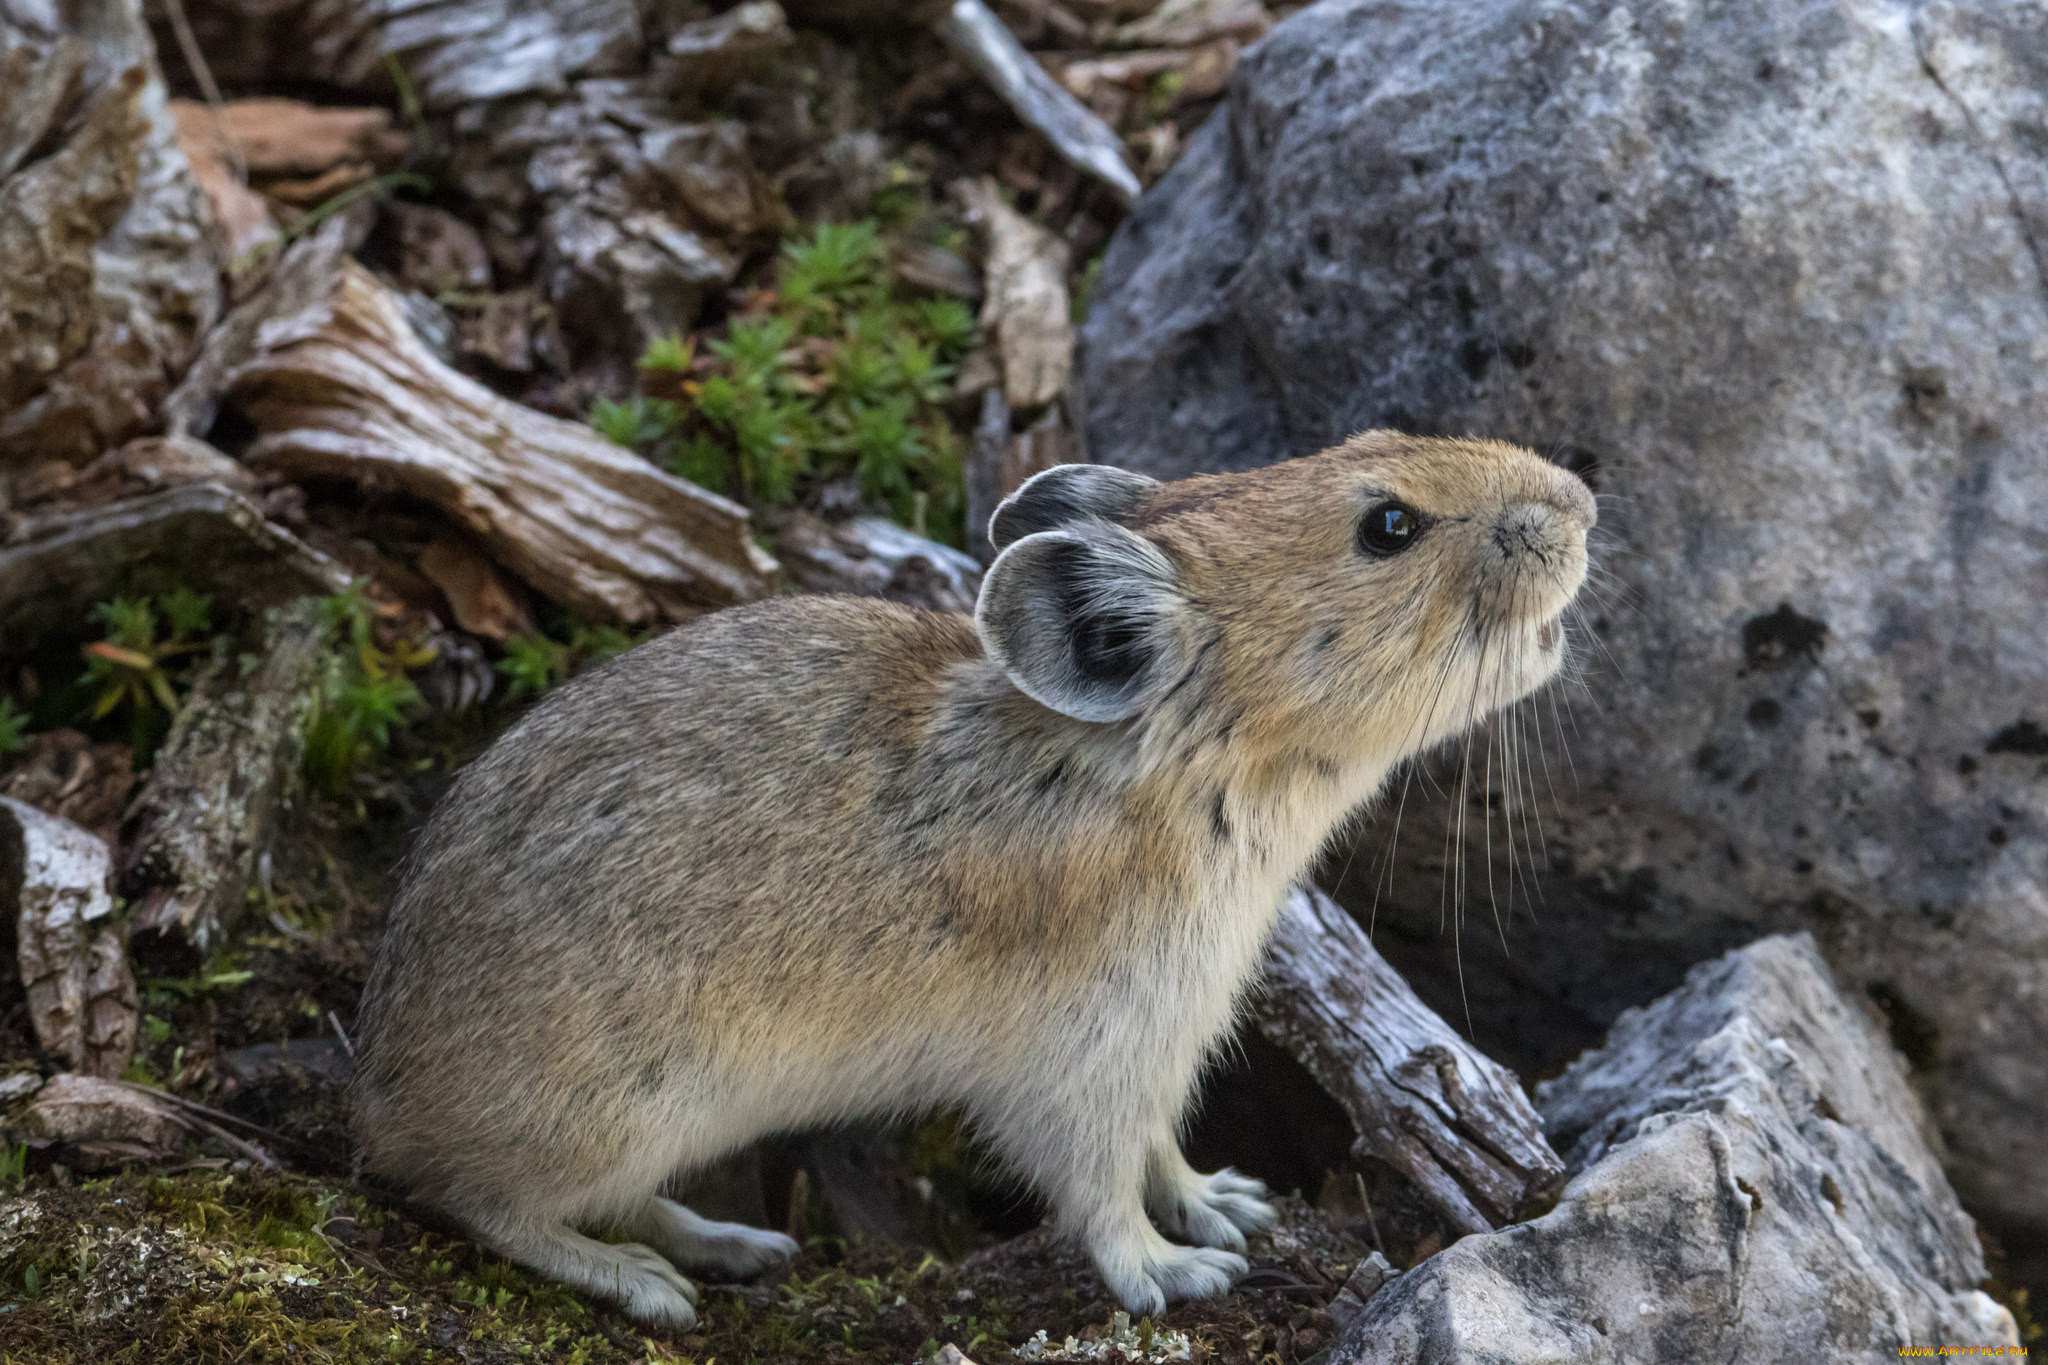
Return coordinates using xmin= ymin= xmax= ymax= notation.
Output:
xmin=988 ymin=463 xmax=1158 ymax=554
xmin=974 ymin=519 xmax=1191 ymax=723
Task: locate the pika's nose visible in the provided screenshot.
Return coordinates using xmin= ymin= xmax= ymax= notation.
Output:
xmin=1549 ymin=470 xmax=1597 ymax=531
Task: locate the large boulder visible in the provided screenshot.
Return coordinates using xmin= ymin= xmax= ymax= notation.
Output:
xmin=1079 ymin=0 xmax=2048 ymax=1259
xmin=1329 ymin=935 xmax=2017 ymax=1360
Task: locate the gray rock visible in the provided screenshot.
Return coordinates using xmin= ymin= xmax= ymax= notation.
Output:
xmin=1078 ymin=0 xmax=2048 ymax=1250
xmin=1328 ymin=935 xmax=2017 ymax=1362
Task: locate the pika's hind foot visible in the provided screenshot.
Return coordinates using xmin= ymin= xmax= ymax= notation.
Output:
xmin=631 ymin=1196 xmax=800 ymax=1277
xmin=1089 ymin=1219 xmax=1248 ymax=1318
xmin=1147 ymin=1155 xmax=1280 ymax=1252
xmin=481 ymin=1223 xmax=700 ymax=1329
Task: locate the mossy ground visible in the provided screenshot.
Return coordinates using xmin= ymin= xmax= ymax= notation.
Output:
xmin=0 ymin=1164 xmax=1361 ymax=1365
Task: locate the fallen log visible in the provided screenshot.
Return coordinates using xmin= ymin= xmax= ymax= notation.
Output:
xmin=1254 ymin=885 xmax=1566 ymax=1233
xmin=231 ymin=261 xmax=777 ymax=624
xmin=0 ymin=799 xmax=137 ymax=1079
xmin=120 ymin=599 xmax=327 ymax=950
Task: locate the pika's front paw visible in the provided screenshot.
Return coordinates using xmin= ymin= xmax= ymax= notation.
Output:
xmin=607 ymin=1243 xmax=701 ymax=1329
xmin=695 ymin=1223 xmax=800 ymax=1277
xmin=637 ymin=1198 xmax=800 ymax=1278
xmin=1094 ymin=1237 xmax=1248 ymax=1318
xmin=1155 ymin=1166 xmax=1280 ymax=1252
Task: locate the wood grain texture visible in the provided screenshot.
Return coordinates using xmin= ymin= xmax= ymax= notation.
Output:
xmin=1255 ymin=885 xmax=1565 ymax=1232
xmin=231 ymin=261 xmax=777 ymax=624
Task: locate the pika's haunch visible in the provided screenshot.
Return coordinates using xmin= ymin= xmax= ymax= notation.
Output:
xmin=351 ymin=432 xmax=1595 ymax=1326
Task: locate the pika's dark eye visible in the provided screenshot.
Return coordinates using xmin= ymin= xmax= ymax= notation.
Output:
xmin=1357 ymin=501 xmax=1423 ymax=557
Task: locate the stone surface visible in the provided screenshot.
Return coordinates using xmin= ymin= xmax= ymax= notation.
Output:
xmin=1328 ymin=935 xmax=2017 ymax=1362
xmin=1079 ymin=0 xmax=2048 ymax=1248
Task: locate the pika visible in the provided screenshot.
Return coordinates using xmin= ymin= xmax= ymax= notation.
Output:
xmin=351 ymin=431 xmax=1594 ymax=1327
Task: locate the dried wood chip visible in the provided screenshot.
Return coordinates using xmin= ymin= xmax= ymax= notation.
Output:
xmin=0 ymin=800 xmax=137 ymax=1079
xmin=0 ymin=732 xmax=136 ymax=844
xmin=416 ymin=537 xmax=534 ymax=641
xmin=169 ymin=103 xmax=279 ymax=263
xmin=17 ymin=1073 xmax=181 ymax=1155
xmin=1256 ymin=885 xmax=1567 ymax=1232
xmin=169 ymin=98 xmax=404 ymax=180
xmin=955 ymin=177 xmax=1075 ymax=411
xmin=232 ymin=261 xmax=775 ymax=622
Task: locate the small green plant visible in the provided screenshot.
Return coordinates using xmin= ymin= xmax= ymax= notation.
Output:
xmin=590 ymin=395 xmax=679 ymax=451
xmin=638 ymin=332 xmax=696 ymax=373
xmin=497 ymin=622 xmax=645 ymax=701
xmin=0 ymin=695 xmax=30 ymax=755
xmin=79 ymin=587 xmax=215 ymax=760
xmin=0 ymin=1139 xmax=26 ymax=1185
xmin=588 ymin=217 xmax=977 ymax=544
xmin=303 ymin=582 xmax=433 ymax=796
xmin=497 ymin=632 xmax=572 ymax=700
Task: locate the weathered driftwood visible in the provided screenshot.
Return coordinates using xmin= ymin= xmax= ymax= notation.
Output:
xmin=0 ymin=799 xmax=137 ymax=1079
xmin=161 ymin=212 xmax=359 ymax=440
xmin=0 ymin=481 xmax=348 ymax=657
xmin=120 ymin=600 xmax=326 ymax=949
xmin=231 ymin=261 xmax=777 ymax=623
xmin=1255 ymin=885 xmax=1565 ymax=1233
xmin=934 ymin=0 xmax=1140 ymax=206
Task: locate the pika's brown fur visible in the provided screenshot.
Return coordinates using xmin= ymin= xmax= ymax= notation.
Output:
xmin=351 ymin=432 xmax=1595 ymax=1326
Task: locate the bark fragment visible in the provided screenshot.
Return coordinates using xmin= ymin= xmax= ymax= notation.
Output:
xmin=0 ymin=800 xmax=137 ymax=1079
xmin=955 ymin=177 xmax=1075 ymax=412
xmin=0 ymin=0 xmax=220 ymax=466
xmin=120 ymin=600 xmax=326 ymax=949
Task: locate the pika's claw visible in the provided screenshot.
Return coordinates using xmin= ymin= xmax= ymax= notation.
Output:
xmin=1152 ymin=1165 xmax=1280 ymax=1251
xmin=604 ymin=1243 xmax=702 ymax=1328
xmin=1092 ymin=1226 xmax=1249 ymax=1316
